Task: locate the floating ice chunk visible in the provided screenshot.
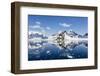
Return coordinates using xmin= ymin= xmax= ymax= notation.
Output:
xmin=67 ymin=54 xmax=73 ymax=58
xmin=46 ymin=50 xmax=51 ymax=55
xmin=32 ymin=50 xmax=40 ymax=54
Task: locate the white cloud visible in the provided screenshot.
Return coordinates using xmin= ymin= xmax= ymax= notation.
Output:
xmin=32 ymin=25 xmax=41 ymax=28
xmin=36 ymin=21 xmax=41 ymax=25
xmin=29 ymin=21 xmax=47 ymax=35
xmin=29 ymin=25 xmax=46 ymax=35
xmin=59 ymin=23 xmax=71 ymax=27
xmin=46 ymin=27 xmax=51 ymax=30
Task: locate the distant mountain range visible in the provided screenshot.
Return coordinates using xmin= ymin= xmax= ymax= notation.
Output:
xmin=51 ymin=30 xmax=88 ymax=39
xmin=28 ymin=30 xmax=88 ymax=40
xmin=83 ymin=33 xmax=88 ymax=38
xmin=29 ymin=31 xmax=48 ymax=39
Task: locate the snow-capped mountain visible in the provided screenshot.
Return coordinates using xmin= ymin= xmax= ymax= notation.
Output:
xmin=49 ymin=30 xmax=87 ymax=41
xmin=61 ymin=30 xmax=87 ymax=38
xmin=83 ymin=33 xmax=88 ymax=38
xmin=28 ymin=30 xmax=88 ymax=41
xmin=29 ymin=31 xmax=48 ymax=39
xmin=67 ymin=30 xmax=83 ymax=38
xmin=56 ymin=30 xmax=82 ymax=38
xmin=67 ymin=30 xmax=78 ymax=37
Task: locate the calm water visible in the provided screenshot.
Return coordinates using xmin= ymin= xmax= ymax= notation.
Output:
xmin=28 ymin=40 xmax=88 ymax=61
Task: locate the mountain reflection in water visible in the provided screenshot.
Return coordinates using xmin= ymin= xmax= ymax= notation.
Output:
xmin=28 ymin=40 xmax=88 ymax=61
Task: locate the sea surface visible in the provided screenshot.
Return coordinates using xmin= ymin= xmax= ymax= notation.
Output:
xmin=28 ymin=40 xmax=88 ymax=61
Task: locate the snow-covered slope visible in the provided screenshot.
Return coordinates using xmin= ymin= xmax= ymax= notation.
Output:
xmin=48 ymin=30 xmax=88 ymax=41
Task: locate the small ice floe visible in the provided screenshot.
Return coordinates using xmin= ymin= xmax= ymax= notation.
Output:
xmin=32 ymin=50 xmax=40 ymax=54
xmin=67 ymin=54 xmax=73 ymax=58
xmin=60 ymin=53 xmax=73 ymax=58
xmin=29 ymin=45 xmax=41 ymax=49
xmin=46 ymin=50 xmax=51 ymax=55
xmin=36 ymin=43 xmax=42 ymax=47
xmin=28 ymin=43 xmax=42 ymax=49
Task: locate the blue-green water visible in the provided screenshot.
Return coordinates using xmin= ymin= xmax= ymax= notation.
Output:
xmin=28 ymin=40 xmax=88 ymax=61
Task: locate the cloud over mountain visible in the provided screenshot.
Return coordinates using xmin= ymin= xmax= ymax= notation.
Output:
xmin=59 ymin=23 xmax=71 ymax=28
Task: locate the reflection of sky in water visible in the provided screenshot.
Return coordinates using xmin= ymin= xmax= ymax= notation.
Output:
xmin=28 ymin=40 xmax=88 ymax=61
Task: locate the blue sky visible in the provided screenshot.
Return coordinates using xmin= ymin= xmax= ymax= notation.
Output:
xmin=28 ymin=15 xmax=88 ymax=36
